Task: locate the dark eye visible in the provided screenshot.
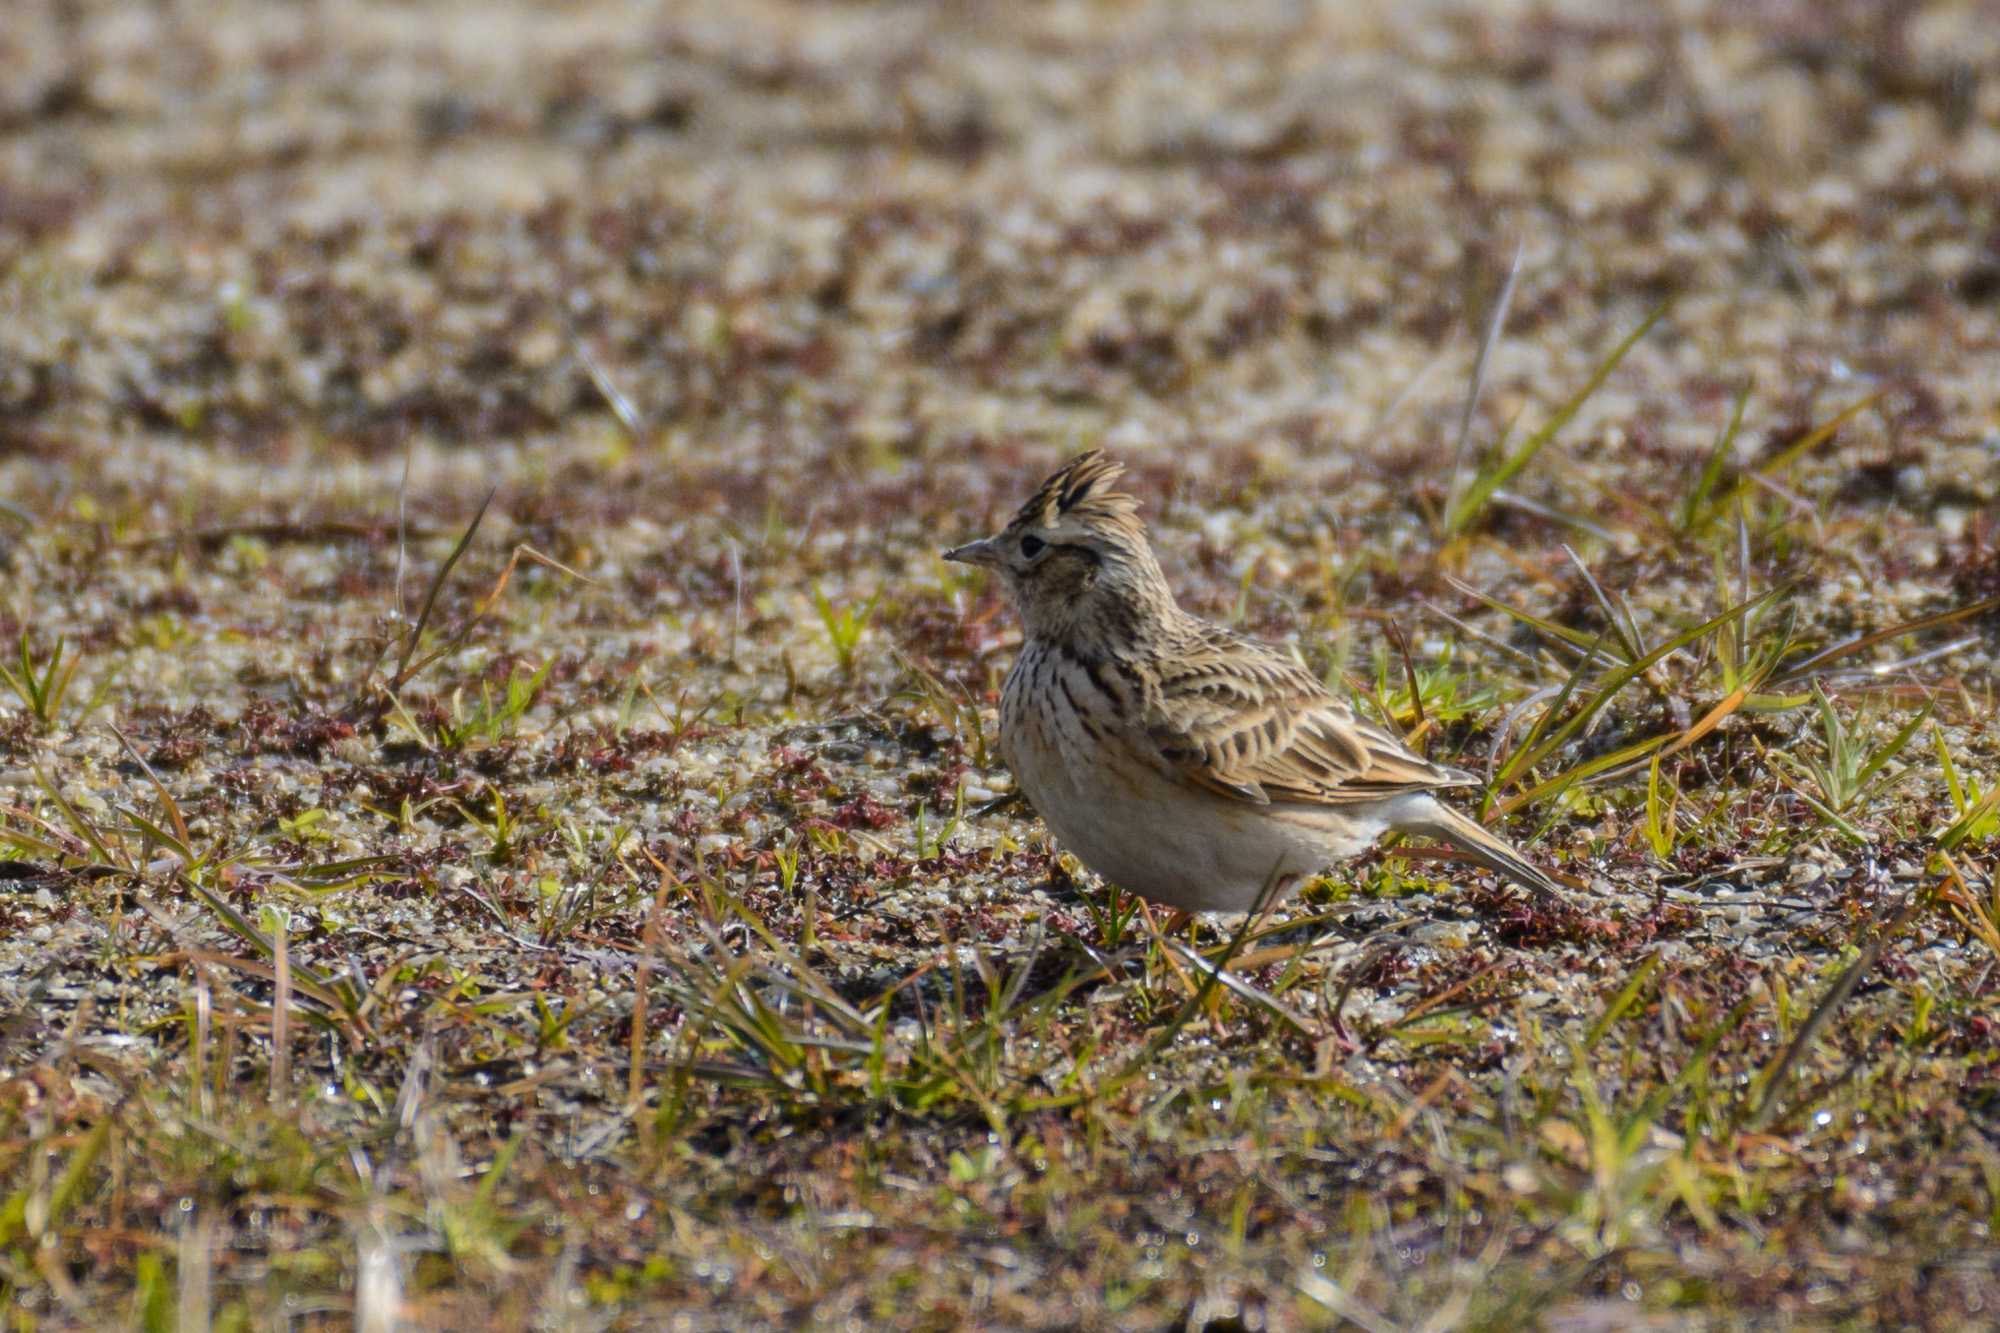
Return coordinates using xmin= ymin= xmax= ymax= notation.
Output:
xmin=1019 ymin=535 xmax=1046 ymax=559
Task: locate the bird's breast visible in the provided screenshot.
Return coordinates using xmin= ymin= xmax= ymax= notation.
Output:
xmin=996 ymin=640 xmax=1391 ymax=911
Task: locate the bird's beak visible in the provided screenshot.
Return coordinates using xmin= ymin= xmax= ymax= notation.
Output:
xmin=943 ymin=535 xmax=1003 ymax=568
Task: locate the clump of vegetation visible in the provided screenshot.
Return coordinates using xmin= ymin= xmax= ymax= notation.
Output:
xmin=0 ymin=631 xmax=117 ymax=733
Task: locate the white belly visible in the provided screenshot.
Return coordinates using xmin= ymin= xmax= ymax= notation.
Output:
xmin=1000 ymin=649 xmax=1385 ymax=913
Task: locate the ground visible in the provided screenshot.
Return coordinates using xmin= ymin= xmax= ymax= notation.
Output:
xmin=3 ymin=0 xmax=2000 ymax=1328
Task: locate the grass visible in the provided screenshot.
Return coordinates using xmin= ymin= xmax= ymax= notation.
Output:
xmin=0 ymin=632 xmax=116 ymax=735
xmin=3 ymin=0 xmax=2000 ymax=1328
xmin=10 ymin=428 xmax=1994 ymax=1329
xmin=812 ymin=584 xmax=883 ymax=681
xmin=1441 ymin=301 xmax=1668 ymax=539
xmin=1762 ymin=684 xmax=1931 ymax=843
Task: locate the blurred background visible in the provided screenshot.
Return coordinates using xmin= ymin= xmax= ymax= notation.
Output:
xmin=4 ymin=0 xmax=1995 ymax=512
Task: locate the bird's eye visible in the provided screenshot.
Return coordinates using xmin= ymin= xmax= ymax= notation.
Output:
xmin=1019 ymin=535 xmax=1046 ymax=559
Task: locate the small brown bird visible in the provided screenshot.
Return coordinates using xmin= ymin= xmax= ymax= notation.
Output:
xmin=945 ymin=451 xmax=1564 ymax=915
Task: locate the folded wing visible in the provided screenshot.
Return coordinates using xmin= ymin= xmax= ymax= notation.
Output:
xmin=1142 ymin=627 xmax=1473 ymax=806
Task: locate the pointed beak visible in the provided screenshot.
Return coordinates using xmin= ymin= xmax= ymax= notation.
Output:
xmin=943 ymin=535 xmax=1003 ymax=568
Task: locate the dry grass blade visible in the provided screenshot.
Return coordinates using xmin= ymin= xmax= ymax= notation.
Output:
xmin=1159 ymin=938 xmax=1313 ymax=1038
xmin=1385 ymin=958 xmax=1517 ymax=1041
xmin=113 ymin=519 xmax=442 ymax=552
xmin=629 ymin=863 xmax=676 ymax=1110
xmin=1659 ymin=684 xmax=1754 ymax=759
xmin=177 ymin=1211 xmax=214 ymax=1333
xmin=1444 ymin=574 xmax=1615 ymax=663
xmin=394 ymin=431 xmax=416 ymax=620
xmin=108 ymin=723 xmax=191 ymax=850
xmin=1442 ymin=236 xmax=1526 ymax=531
xmin=161 ymin=949 xmax=350 ymax=1024
xmin=1498 ymin=655 xmax=1774 ymax=809
xmin=387 ymin=487 xmax=495 ymax=692
xmin=1382 ymin=620 xmax=1431 ymax=745
xmin=1775 ymin=592 xmax=2000 ymax=685
xmin=1561 ymin=545 xmax=1644 ymax=664
xmin=1936 ymin=852 xmax=2000 ymax=956
xmin=30 ymin=764 xmax=124 ymax=868
xmin=167 ymin=875 xmax=364 ymax=1023
xmin=572 ymin=324 xmax=648 ymax=444
xmin=0 ymin=803 xmax=104 ymax=867
xmin=1297 ymin=1270 xmax=1402 ymax=1333
xmin=393 ymin=541 xmax=598 ymax=691
xmin=190 ymin=965 xmax=213 ymax=1118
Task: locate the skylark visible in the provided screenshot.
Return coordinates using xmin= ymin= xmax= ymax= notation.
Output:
xmin=945 ymin=451 xmax=1564 ymax=915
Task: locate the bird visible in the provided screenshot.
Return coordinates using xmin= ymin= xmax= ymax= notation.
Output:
xmin=944 ymin=450 xmax=1566 ymax=916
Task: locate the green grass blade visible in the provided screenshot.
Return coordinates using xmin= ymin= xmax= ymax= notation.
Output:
xmin=1691 ymin=392 xmax=1879 ymax=531
xmin=1445 ymin=302 xmax=1667 ymax=536
xmin=1939 ymin=787 xmax=2000 ymax=852
xmin=1444 ymin=574 xmax=1615 ymax=660
xmin=1853 ymin=699 xmax=1933 ymax=793
xmin=1492 ymin=632 xmax=1611 ymax=792
xmin=1497 ymin=585 xmax=1789 ymax=794
xmin=1679 ymin=380 xmax=1752 ymax=532
xmin=1934 ymin=724 xmax=1967 ymax=814
xmin=473 ymin=1128 xmax=528 ymax=1209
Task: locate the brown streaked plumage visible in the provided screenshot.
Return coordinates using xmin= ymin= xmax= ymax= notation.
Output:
xmin=945 ymin=451 xmax=1565 ymax=914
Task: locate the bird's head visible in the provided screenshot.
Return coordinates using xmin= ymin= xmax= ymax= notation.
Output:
xmin=945 ymin=451 xmax=1174 ymax=648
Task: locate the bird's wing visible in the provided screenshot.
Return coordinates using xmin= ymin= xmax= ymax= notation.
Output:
xmin=1139 ymin=627 xmax=1473 ymax=807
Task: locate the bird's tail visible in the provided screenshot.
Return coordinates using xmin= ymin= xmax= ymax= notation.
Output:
xmin=1392 ymin=795 xmax=1567 ymax=901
